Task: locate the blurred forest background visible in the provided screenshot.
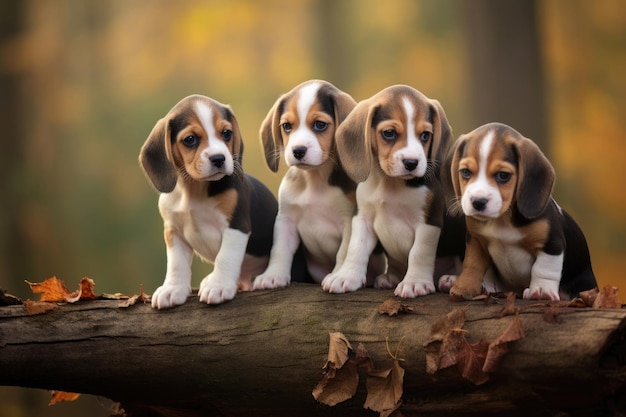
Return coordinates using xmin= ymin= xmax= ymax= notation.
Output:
xmin=1 ymin=0 xmax=625 ymax=415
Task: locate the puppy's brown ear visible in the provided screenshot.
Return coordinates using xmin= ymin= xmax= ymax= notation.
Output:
xmin=514 ymin=137 xmax=555 ymax=219
xmin=139 ymin=117 xmax=177 ymax=193
xmin=335 ymin=99 xmax=376 ymax=183
xmin=259 ymin=97 xmax=284 ymax=173
xmin=447 ymin=135 xmax=467 ymax=199
xmin=225 ymin=106 xmax=244 ymax=164
xmin=429 ymin=99 xmax=454 ymax=173
xmin=331 ymin=89 xmax=357 ymax=125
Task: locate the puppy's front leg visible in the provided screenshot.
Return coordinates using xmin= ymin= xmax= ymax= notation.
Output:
xmin=152 ymin=229 xmax=193 ymax=309
xmin=395 ymin=223 xmax=440 ymax=298
xmin=523 ymin=251 xmax=563 ymax=300
xmin=449 ymin=237 xmax=491 ymax=300
xmin=253 ymin=213 xmax=300 ymax=290
xmin=322 ymin=213 xmax=377 ymax=293
xmin=199 ymin=228 xmax=249 ymax=304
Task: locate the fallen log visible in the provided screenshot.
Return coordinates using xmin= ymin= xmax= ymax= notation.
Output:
xmin=0 ymin=284 xmax=625 ymax=416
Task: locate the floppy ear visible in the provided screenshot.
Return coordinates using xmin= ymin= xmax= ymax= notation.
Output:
xmin=225 ymin=106 xmax=244 ymax=164
xmin=139 ymin=117 xmax=177 ymax=193
xmin=448 ymin=135 xmax=468 ymax=199
xmin=335 ymin=98 xmax=377 ymax=183
xmin=514 ymin=137 xmax=555 ymax=219
xmin=428 ymin=99 xmax=454 ymax=173
xmin=331 ymin=89 xmax=357 ymax=125
xmin=259 ymin=97 xmax=285 ymax=173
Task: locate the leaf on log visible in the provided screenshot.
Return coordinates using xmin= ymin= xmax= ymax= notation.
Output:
xmin=364 ymin=339 xmax=405 ymax=415
xmin=424 ymin=308 xmax=525 ymax=385
xmin=23 ymin=300 xmax=58 ymax=316
xmin=49 ymin=390 xmax=81 ymax=405
xmin=313 ymin=332 xmax=358 ymax=406
xmin=378 ymin=299 xmax=414 ymax=316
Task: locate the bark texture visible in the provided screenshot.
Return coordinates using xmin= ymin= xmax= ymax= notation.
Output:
xmin=1 ymin=285 xmax=625 ymax=416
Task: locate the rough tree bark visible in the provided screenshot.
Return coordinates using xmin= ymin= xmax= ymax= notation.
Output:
xmin=0 ymin=285 xmax=625 ymax=417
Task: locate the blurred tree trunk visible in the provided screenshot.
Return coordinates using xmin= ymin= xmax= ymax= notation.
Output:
xmin=459 ymin=0 xmax=549 ymax=152
xmin=0 ymin=2 xmax=31 ymax=282
xmin=314 ymin=0 xmax=352 ymax=90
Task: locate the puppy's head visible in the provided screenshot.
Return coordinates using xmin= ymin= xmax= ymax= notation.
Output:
xmin=139 ymin=95 xmax=243 ymax=192
xmin=450 ymin=122 xmax=555 ymax=220
xmin=336 ymin=85 xmax=453 ymax=183
xmin=260 ymin=80 xmax=356 ymax=172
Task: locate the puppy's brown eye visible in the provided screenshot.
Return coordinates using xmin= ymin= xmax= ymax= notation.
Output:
xmin=420 ymin=131 xmax=433 ymax=143
xmin=313 ymin=121 xmax=328 ymax=132
xmin=222 ymin=130 xmax=233 ymax=141
xmin=381 ymin=129 xmax=397 ymax=141
xmin=495 ymin=171 xmax=512 ymax=184
xmin=459 ymin=168 xmax=471 ymax=180
xmin=182 ymin=135 xmax=199 ymax=148
xmin=282 ymin=123 xmax=292 ymax=133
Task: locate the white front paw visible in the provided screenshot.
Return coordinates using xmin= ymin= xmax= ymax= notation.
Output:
xmin=437 ymin=275 xmax=458 ymax=293
xmin=198 ymin=275 xmax=238 ymax=304
xmin=321 ymin=272 xmax=365 ymax=293
xmin=151 ymin=283 xmax=191 ymax=309
xmin=252 ymin=272 xmax=290 ymax=290
xmin=523 ymin=286 xmax=560 ymax=301
xmin=394 ymin=279 xmax=435 ymax=298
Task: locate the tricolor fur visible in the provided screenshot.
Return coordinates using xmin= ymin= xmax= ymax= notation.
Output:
xmin=139 ymin=95 xmax=277 ymax=308
xmin=448 ymin=122 xmax=597 ymax=300
xmin=254 ymin=80 xmax=384 ymax=288
xmin=322 ymin=85 xmax=461 ymax=298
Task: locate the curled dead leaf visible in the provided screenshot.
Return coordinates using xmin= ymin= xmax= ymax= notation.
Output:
xmin=483 ymin=314 xmax=525 ymax=374
xmin=49 ymin=390 xmax=80 ymax=405
xmin=495 ymin=292 xmax=519 ymax=318
xmin=324 ymin=332 xmax=352 ymax=371
xmin=378 ymin=299 xmax=414 ymax=316
xmin=423 ymin=308 xmax=466 ymax=374
xmin=312 ymin=360 xmax=359 ymax=406
xmin=593 ymin=285 xmax=621 ymax=309
xmin=364 ymin=338 xmax=405 ymax=414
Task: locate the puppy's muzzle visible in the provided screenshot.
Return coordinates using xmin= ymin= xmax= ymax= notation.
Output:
xmin=210 ymin=154 xmax=226 ymax=168
xmin=471 ymin=197 xmax=489 ymax=212
xmin=292 ymin=146 xmax=307 ymax=161
xmin=403 ymin=159 xmax=419 ymax=172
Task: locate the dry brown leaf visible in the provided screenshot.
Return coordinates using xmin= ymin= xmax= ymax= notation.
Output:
xmin=49 ymin=390 xmax=80 ymax=405
xmin=495 ymin=292 xmax=519 ymax=318
xmin=325 ymin=332 xmax=352 ymax=371
xmin=24 ymin=299 xmax=58 ymax=315
xmin=456 ymin=338 xmax=490 ymax=385
xmin=483 ymin=314 xmax=525 ymax=373
xmin=579 ymin=287 xmax=599 ymax=307
xmin=79 ymin=277 xmax=98 ymax=301
xmin=118 ymin=285 xmax=152 ymax=307
xmin=593 ymin=285 xmax=621 ymax=309
xmin=423 ymin=308 xmax=466 ymax=374
xmin=364 ymin=360 xmax=404 ymax=413
xmin=378 ymin=299 xmax=414 ymax=316
xmin=26 ymin=276 xmax=70 ymax=302
xmin=312 ymin=360 xmax=359 ymax=406
xmin=364 ymin=339 xmax=405 ymax=414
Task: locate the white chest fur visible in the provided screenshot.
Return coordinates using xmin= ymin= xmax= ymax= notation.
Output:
xmin=158 ymin=185 xmax=228 ymax=263
xmin=279 ymin=167 xmax=354 ymax=262
xmin=358 ymin=177 xmax=430 ymax=264
xmin=478 ymin=221 xmax=534 ymax=287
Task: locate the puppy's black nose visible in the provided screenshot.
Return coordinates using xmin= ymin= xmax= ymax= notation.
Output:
xmin=472 ymin=198 xmax=488 ymax=212
xmin=209 ymin=154 xmax=226 ymax=168
xmin=293 ymin=146 xmax=307 ymax=160
xmin=403 ymin=159 xmax=418 ymax=171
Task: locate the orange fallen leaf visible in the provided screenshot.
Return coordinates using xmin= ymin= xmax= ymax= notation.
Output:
xmin=494 ymin=292 xmax=519 ymax=318
xmin=78 ymin=277 xmax=98 ymax=301
xmin=593 ymin=285 xmax=621 ymax=309
xmin=49 ymin=390 xmax=80 ymax=405
xmin=118 ymin=285 xmax=152 ymax=308
xmin=26 ymin=276 xmax=70 ymax=302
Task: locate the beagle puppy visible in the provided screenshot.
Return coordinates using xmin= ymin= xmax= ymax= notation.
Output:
xmin=253 ymin=80 xmax=384 ymax=288
xmin=321 ymin=85 xmax=459 ymax=298
xmin=448 ymin=122 xmax=597 ymax=300
xmin=139 ymin=95 xmax=278 ymax=308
